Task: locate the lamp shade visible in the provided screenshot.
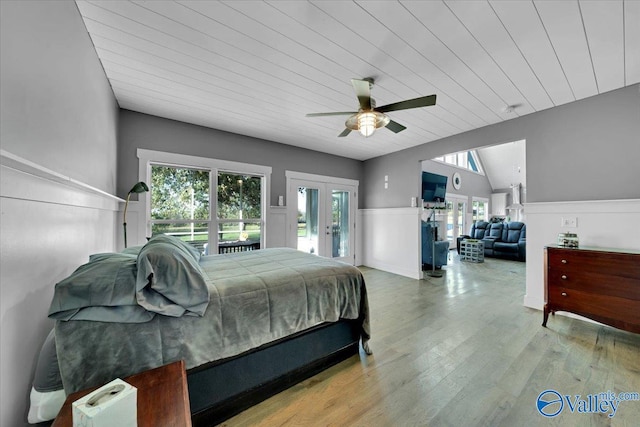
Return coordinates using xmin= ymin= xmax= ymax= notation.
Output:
xmin=128 ymin=181 xmax=149 ymax=194
xmin=358 ymin=112 xmax=377 ymax=137
xmin=345 ymin=110 xmax=390 ymax=137
xmin=123 ymin=181 xmax=148 ymax=248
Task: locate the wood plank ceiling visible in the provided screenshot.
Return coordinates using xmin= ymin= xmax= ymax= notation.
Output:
xmin=75 ymin=1 xmax=640 ymax=161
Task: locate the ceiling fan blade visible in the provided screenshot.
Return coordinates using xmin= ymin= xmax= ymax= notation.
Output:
xmin=306 ymin=111 xmax=357 ymax=117
xmin=338 ymin=128 xmax=352 ymax=137
xmin=351 ymin=79 xmax=372 ymax=110
xmin=385 ymin=119 xmax=407 ymax=133
xmin=377 ymin=94 xmax=436 ymax=113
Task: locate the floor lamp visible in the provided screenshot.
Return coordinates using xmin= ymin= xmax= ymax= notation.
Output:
xmin=425 ymin=209 xmax=443 ymax=278
xmin=123 ymin=181 xmax=149 ymax=248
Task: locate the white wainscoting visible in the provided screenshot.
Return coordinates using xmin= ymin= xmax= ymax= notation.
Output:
xmin=359 ymin=207 xmax=423 ymax=279
xmin=266 ymin=206 xmax=288 ymax=248
xmin=1 ymin=159 xmax=121 ymax=427
xmin=524 ymin=199 xmax=640 ymax=311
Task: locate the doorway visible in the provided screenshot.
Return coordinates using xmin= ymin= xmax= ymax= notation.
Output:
xmin=286 ymin=172 xmax=357 ymax=264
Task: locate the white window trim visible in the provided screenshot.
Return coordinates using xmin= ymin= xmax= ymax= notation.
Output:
xmin=285 ymin=170 xmax=359 ymax=188
xmin=137 ymin=149 xmax=272 ymax=249
xmin=472 ymin=196 xmax=490 ymax=204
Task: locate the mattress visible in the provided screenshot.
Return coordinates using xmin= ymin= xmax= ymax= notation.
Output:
xmin=54 ymin=248 xmax=370 ymax=394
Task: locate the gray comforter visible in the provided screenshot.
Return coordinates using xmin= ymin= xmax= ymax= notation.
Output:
xmin=55 ymin=248 xmax=370 ymax=394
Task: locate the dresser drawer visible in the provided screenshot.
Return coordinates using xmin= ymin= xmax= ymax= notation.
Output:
xmin=548 ymin=248 xmax=640 ymax=278
xmin=547 ymin=270 xmax=640 ymax=301
xmin=548 ymin=286 xmax=640 ymax=327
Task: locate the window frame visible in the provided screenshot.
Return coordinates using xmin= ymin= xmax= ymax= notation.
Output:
xmin=137 ymin=149 xmax=272 ymax=252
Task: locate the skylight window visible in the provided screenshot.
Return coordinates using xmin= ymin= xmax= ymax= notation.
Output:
xmin=434 ymin=150 xmax=483 ymax=174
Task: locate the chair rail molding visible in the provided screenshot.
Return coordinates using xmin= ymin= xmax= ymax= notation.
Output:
xmin=1 ymin=149 xmax=123 ymax=210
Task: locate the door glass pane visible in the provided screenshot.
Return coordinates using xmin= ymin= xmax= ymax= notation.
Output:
xmin=331 ymin=190 xmax=350 ymax=258
xmin=297 ymin=187 xmax=319 ymax=254
xmin=446 ymin=201 xmax=454 ymax=241
xmin=457 ymin=202 xmax=465 ymax=240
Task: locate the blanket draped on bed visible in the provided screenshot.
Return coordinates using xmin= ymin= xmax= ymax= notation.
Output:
xmin=55 ymin=248 xmax=370 ymax=394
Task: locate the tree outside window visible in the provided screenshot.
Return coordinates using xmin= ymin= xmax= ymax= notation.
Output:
xmin=150 ymin=165 xmax=210 ymax=250
xmin=149 ymin=165 xmax=263 ymax=254
xmin=217 ymin=173 xmax=262 ymax=243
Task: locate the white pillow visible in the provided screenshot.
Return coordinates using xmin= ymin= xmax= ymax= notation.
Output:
xmin=27 ymin=387 xmax=65 ymax=424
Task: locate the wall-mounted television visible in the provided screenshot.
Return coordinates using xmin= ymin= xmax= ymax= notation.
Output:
xmin=422 ymin=171 xmax=448 ymax=202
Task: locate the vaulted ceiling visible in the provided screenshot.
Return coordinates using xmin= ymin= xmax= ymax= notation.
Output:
xmin=76 ymin=1 xmax=639 ymax=161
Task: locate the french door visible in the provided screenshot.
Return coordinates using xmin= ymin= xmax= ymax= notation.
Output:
xmin=445 ymin=195 xmax=467 ymax=250
xmin=287 ymin=176 xmax=357 ymax=264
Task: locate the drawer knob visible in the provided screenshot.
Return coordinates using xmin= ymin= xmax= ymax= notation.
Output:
xmin=561 ymin=275 xmax=567 ymax=280
xmin=561 ymin=292 xmax=567 ymax=297
xmin=561 ymin=259 xmax=567 ymax=264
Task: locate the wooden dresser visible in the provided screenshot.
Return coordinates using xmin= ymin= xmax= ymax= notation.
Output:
xmin=543 ymin=245 xmax=640 ymax=334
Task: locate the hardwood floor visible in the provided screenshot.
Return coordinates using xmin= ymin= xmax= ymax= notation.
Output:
xmin=221 ymin=253 xmax=640 ymax=426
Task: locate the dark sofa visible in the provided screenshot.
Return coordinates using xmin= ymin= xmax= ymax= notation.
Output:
xmin=458 ymin=221 xmax=526 ymax=261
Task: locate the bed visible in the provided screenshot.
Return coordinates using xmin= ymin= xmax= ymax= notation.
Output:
xmin=33 ymin=235 xmax=370 ymax=425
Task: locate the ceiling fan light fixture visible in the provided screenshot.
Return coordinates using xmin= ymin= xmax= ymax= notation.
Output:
xmin=308 ymin=78 xmax=436 ymax=137
xmin=358 ymin=112 xmax=377 ymax=137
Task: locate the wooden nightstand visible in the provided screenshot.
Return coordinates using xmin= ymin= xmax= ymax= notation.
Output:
xmin=52 ymin=360 xmax=191 ymax=427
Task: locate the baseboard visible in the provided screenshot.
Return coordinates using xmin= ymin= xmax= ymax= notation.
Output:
xmin=362 ymin=259 xmax=423 ymax=280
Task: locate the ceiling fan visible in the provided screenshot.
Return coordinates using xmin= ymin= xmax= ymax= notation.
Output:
xmin=306 ymin=78 xmax=436 ymax=138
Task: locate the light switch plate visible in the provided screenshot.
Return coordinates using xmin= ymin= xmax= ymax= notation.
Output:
xmin=561 ymin=217 xmax=577 ymax=228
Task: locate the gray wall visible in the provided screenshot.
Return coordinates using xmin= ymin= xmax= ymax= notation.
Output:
xmin=118 ymin=110 xmax=364 ymax=206
xmin=1 ymin=2 xmax=118 ymax=192
xmin=363 ymin=84 xmax=640 ymax=208
xmin=0 ymin=2 xmax=119 ymax=425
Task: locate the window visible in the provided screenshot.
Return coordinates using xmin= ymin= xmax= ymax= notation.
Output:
xmin=472 ymin=198 xmax=489 ymax=223
xmin=217 ymin=172 xmax=262 ymax=247
xmin=434 ymin=150 xmax=483 ymax=174
xmin=149 ymin=165 xmax=210 ymax=253
xmin=139 ymin=149 xmax=271 ymax=255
